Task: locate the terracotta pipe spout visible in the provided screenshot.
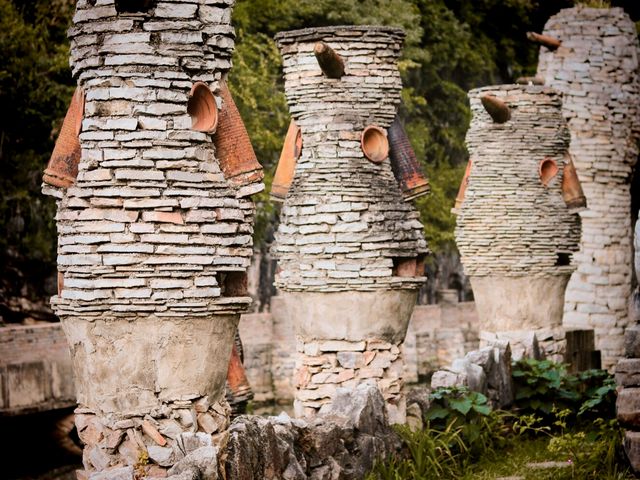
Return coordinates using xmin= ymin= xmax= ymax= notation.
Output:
xmin=526 ymin=31 xmax=561 ymax=51
xmin=452 ymin=158 xmax=473 ymax=215
xmin=214 ymin=80 xmax=264 ymax=189
xmin=561 ymin=154 xmax=587 ymax=210
xmin=361 ymin=125 xmax=389 ymax=163
xmin=388 ymin=116 xmax=430 ymax=201
xmin=480 ymin=94 xmax=511 ymax=123
xmin=226 ymin=337 xmax=253 ymax=406
xmin=43 ymin=87 xmax=85 ymax=188
xmin=314 ymin=42 xmax=345 ymax=79
xmin=271 ymin=120 xmax=302 ymax=203
xmin=539 ymin=157 xmax=559 ymax=186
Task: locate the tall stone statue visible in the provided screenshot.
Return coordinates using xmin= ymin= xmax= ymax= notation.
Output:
xmin=534 ymin=6 xmax=640 ymax=369
xmin=42 ymin=1 xmax=262 ymax=477
xmin=455 ymin=85 xmax=582 ymax=359
xmin=273 ymin=26 xmax=428 ymax=423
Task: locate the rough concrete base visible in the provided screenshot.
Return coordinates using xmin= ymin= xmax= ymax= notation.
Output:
xmin=470 ymin=275 xmax=570 ymax=333
xmin=61 ymin=315 xmax=238 ymax=416
xmin=282 ymin=289 xmax=417 ymax=343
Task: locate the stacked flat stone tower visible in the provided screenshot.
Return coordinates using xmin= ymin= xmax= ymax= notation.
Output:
xmin=274 ymin=26 xmax=428 ymax=423
xmin=42 ymin=1 xmax=262 ymax=477
xmin=455 ymin=85 xmax=581 ymax=359
xmin=535 ymin=6 xmax=640 ymax=369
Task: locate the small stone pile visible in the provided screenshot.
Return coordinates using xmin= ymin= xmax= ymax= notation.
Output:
xmin=536 ymin=6 xmax=640 ymax=369
xmin=616 ymin=217 xmax=640 ymax=473
xmin=455 ymin=85 xmax=581 ymax=358
xmin=431 ymin=341 xmax=514 ymax=409
xmin=42 ymin=1 xmax=262 ymax=477
xmin=224 ymin=384 xmax=401 ymax=479
xmin=273 ymin=26 xmax=428 ymax=423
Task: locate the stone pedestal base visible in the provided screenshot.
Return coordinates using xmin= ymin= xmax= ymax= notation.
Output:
xmin=293 ymin=338 xmax=406 ymax=424
xmin=76 ymin=396 xmax=229 ymax=479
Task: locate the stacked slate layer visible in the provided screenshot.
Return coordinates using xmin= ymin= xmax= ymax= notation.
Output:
xmin=274 ymin=26 xmax=427 ymax=294
xmin=455 ymin=85 xmax=581 ymax=358
xmin=536 ymin=6 xmax=640 ymax=369
xmin=274 ymin=26 xmax=428 ymax=422
xmin=616 ymin=217 xmax=640 ymax=473
xmin=42 ymin=1 xmax=262 ymax=477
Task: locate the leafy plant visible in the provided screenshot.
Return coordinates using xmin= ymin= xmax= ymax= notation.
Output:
xmin=425 ymin=386 xmax=507 ymax=457
xmin=512 ymin=359 xmax=616 ymax=421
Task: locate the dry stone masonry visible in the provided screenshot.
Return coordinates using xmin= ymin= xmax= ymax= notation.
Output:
xmin=536 ymin=6 xmax=640 ymax=369
xmin=616 ymin=216 xmax=640 ymax=473
xmin=455 ymin=85 xmax=581 ymax=360
xmin=42 ymin=0 xmax=263 ymax=478
xmin=273 ymin=26 xmax=428 ymax=423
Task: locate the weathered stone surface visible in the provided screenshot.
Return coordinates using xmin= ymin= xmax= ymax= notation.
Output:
xmin=617 ymin=388 xmax=640 ymax=428
xmin=626 ymin=318 xmax=640 ymax=358
xmin=224 ymin=384 xmax=400 ymax=479
xmin=615 ymin=359 xmax=640 ymax=387
xmin=624 ymin=430 xmax=640 ymax=474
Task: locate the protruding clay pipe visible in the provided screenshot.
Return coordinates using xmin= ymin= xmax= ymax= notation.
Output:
xmin=387 ymin=116 xmax=430 ymax=201
xmin=214 ymin=80 xmax=264 ymax=189
xmin=226 ymin=339 xmax=253 ymax=406
xmin=271 ymin=120 xmax=302 ymax=203
xmin=314 ymin=42 xmax=345 ymax=79
xmin=480 ymin=94 xmax=511 ymax=124
xmin=451 ymin=158 xmax=473 ymax=215
xmin=515 ymin=76 xmax=545 ymax=86
xmin=526 ymin=32 xmax=561 ymax=51
xmin=539 ymin=157 xmax=559 ymax=187
xmin=188 ymin=82 xmax=219 ymax=133
xmin=561 ymin=154 xmax=587 ymax=210
xmin=43 ymin=87 xmax=85 ymax=188
xmin=361 ymin=125 xmax=389 ymax=164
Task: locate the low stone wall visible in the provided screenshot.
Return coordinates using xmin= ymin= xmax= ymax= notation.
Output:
xmin=0 ymin=323 xmax=75 ymax=414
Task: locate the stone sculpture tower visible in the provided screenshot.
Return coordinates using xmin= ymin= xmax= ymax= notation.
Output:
xmin=455 ymin=85 xmax=581 ymax=359
xmin=535 ymin=6 xmax=640 ymax=369
xmin=273 ymin=26 xmax=428 ymax=424
xmin=42 ymin=1 xmax=262 ymax=477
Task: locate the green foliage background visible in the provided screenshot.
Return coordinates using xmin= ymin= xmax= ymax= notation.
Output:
xmin=1 ymin=0 xmax=638 ymax=298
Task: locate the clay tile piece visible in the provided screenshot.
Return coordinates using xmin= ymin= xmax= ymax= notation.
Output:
xmin=188 ymin=82 xmax=218 ymax=133
xmin=361 ymin=125 xmax=389 ymax=164
xmin=271 ymin=120 xmax=302 ymax=202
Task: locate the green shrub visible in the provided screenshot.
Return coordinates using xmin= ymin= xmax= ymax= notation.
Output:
xmin=512 ymin=359 xmax=616 ymax=421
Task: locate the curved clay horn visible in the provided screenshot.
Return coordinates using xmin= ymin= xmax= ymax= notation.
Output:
xmin=213 ymin=80 xmax=264 ymax=189
xmin=387 ymin=116 xmax=430 ymax=201
xmin=526 ymin=32 xmax=561 ymax=51
xmin=480 ymin=94 xmax=511 ymax=124
xmin=361 ymin=125 xmax=389 ymax=164
xmin=452 ymin=158 xmax=473 ymax=215
xmin=539 ymin=157 xmax=559 ymax=187
xmin=43 ymin=87 xmax=85 ymax=188
xmin=561 ymin=154 xmax=587 ymax=210
xmin=314 ymin=42 xmax=345 ymax=79
xmin=226 ymin=333 xmax=253 ymax=406
xmin=188 ymin=82 xmax=219 ymax=133
xmin=271 ymin=120 xmax=302 ymax=202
